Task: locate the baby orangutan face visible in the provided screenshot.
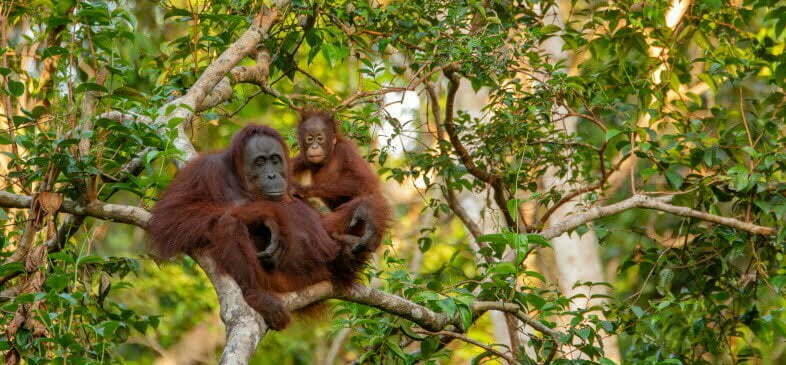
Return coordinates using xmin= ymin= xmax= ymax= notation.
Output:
xmin=300 ymin=116 xmax=335 ymax=165
xmin=243 ymin=134 xmax=288 ymax=201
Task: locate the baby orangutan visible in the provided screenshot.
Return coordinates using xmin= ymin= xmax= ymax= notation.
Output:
xmin=292 ymin=109 xmax=391 ymax=255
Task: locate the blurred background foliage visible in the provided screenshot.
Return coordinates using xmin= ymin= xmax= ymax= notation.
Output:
xmin=0 ymin=0 xmax=785 ymax=364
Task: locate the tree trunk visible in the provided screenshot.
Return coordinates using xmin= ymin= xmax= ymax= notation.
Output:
xmin=540 ymin=1 xmax=620 ymax=360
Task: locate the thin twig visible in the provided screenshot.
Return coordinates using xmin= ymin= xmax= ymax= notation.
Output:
xmin=415 ymin=329 xmax=516 ymax=364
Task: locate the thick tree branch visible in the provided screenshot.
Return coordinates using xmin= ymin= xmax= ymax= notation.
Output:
xmin=12 ymin=190 xmax=773 ymax=362
xmin=135 ymin=6 xmax=286 ymax=362
xmin=149 ymin=5 xmax=282 ymax=165
xmin=0 ymin=190 xmax=150 ymax=228
xmin=637 ymin=196 xmax=776 ymax=235
xmin=1 ymin=192 xmax=772 ymax=254
xmin=0 ymin=184 xmax=564 ymax=361
xmin=338 ymin=285 xmax=458 ymax=331
xmin=194 ymin=255 xmax=266 ymax=365
xmin=539 ymin=194 xmax=776 ymax=239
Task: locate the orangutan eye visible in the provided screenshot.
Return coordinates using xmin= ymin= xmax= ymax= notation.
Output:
xmin=306 ymin=136 xmax=314 ymax=144
xmin=316 ymin=135 xmax=324 ymax=143
xmin=255 ymin=157 xmax=265 ymax=166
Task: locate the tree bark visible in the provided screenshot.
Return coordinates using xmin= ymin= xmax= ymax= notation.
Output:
xmin=539 ymin=2 xmax=619 ymax=360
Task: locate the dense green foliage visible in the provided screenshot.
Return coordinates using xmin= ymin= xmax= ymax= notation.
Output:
xmin=0 ymin=0 xmax=784 ymax=364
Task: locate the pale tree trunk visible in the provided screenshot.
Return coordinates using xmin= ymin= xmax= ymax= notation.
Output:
xmin=539 ymin=2 xmax=620 ymax=361
xmin=452 ymin=80 xmax=536 ymax=356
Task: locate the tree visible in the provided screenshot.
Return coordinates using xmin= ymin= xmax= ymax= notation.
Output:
xmin=1 ymin=0 xmax=784 ymax=364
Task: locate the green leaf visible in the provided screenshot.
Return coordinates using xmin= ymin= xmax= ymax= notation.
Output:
xmin=400 ymin=324 xmax=426 ymax=340
xmin=58 ymin=293 xmax=78 ymax=305
xmin=385 ymin=339 xmax=409 ymax=360
xmin=77 ymin=255 xmax=104 ymax=266
xmin=15 ymin=292 xmax=45 ymax=304
xmin=144 ymin=149 xmax=160 ymax=165
xmin=49 ymin=252 xmax=75 ymax=264
xmin=665 ymin=165 xmax=683 ymax=189
xmin=421 ymin=335 xmax=440 ymax=356
xmin=322 ymin=43 xmax=348 ymax=67
xmin=599 ymin=357 xmax=617 ymax=365
xmin=698 ymin=73 xmax=717 ymax=92
xmin=477 ymin=233 xmax=517 ymax=257
xmin=490 ymin=262 xmax=517 ymax=276
xmin=576 ymin=326 xmax=591 ymax=340
xmin=728 ymin=165 xmax=750 ymax=192
xmin=75 ymin=83 xmax=108 ymax=93
xmin=417 ymin=236 xmax=432 ymax=252
xmin=523 ymin=270 xmax=546 ymax=282
xmin=526 ymin=293 xmax=546 ymax=309
xmin=167 ymin=117 xmax=185 ymax=128
xmin=164 ymin=7 xmax=192 ymax=18
xmin=771 ymin=275 xmax=786 ymax=291
xmin=506 ymin=198 xmax=521 ymax=223
xmin=96 ymin=320 xmax=122 ymax=338
xmin=524 ymin=234 xmax=550 ymax=247
xmin=631 ymin=306 xmax=646 ymax=318
xmin=7 ymin=80 xmax=24 ymax=97
xmin=458 ymin=306 xmax=473 ymax=331
xmin=41 ymin=46 xmax=69 ymax=59
xmin=45 ymin=273 xmax=69 ymax=292
xmin=435 ymin=298 xmax=457 ymax=317
xmin=660 ymin=359 xmax=683 ymax=365
xmin=0 ymin=261 xmax=23 ymax=276
xmin=305 ymin=28 xmax=322 ymax=48
xmin=113 ymin=86 xmax=146 ymax=102
xmin=605 ymin=128 xmax=623 ymax=141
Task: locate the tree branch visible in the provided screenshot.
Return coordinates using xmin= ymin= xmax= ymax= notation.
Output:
xmin=0 ymin=190 xmax=150 ymax=228
xmin=442 ymin=70 xmax=494 ymax=184
xmin=416 ymin=329 xmax=516 ymax=364
xmin=472 ymin=301 xmax=560 ymax=340
xmin=0 ymin=182 xmax=567 ymax=360
xmin=336 ymin=62 xmax=459 ymax=110
xmin=538 ymin=142 xmax=622 ymax=226
xmin=637 ymin=196 xmax=776 ymax=236
xmin=539 ymin=194 xmax=776 ymax=239
xmin=442 ymin=69 xmax=518 ymax=230
xmin=151 ymin=5 xmax=282 ymax=165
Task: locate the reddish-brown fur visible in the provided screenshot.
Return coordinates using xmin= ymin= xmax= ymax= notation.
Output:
xmin=148 ymin=125 xmax=372 ymax=330
xmin=292 ymin=109 xmax=392 ymax=253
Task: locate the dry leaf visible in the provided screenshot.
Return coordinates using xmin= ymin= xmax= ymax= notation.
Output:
xmin=24 ymin=303 xmax=49 ymax=338
xmin=22 ymin=271 xmax=44 ymax=294
xmin=25 ymin=245 xmax=48 ymax=272
xmin=7 ymin=310 xmax=25 ymax=336
xmin=37 ymin=192 xmax=63 ymax=215
xmin=25 ymin=317 xmax=49 ymax=337
xmin=47 ymin=220 xmax=56 ymax=240
xmin=4 ymin=348 xmax=19 ymax=365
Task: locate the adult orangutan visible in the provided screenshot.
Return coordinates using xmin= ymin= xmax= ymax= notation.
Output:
xmin=292 ymin=109 xmax=391 ymax=255
xmin=147 ymin=124 xmax=376 ymax=330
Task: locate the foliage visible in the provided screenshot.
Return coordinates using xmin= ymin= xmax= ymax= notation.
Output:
xmin=0 ymin=0 xmax=785 ymax=364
